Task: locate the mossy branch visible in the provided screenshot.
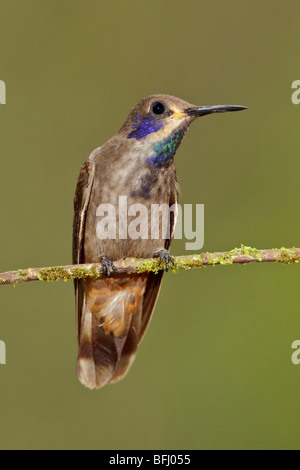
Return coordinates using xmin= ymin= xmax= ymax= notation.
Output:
xmin=0 ymin=246 xmax=299 ymax=286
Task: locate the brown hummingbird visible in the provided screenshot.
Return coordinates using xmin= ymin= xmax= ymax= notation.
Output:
xmin=73 ymin=94 xmax=246 ymax=389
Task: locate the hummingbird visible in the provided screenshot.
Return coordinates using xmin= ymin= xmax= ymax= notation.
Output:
xmin=73 ymin=94 xmax=246 ymax=389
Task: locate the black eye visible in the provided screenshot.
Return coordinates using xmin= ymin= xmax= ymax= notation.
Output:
xmin=152 ymin=101 xmax=165 ymax=115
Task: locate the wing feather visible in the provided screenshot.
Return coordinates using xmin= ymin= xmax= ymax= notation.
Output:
xmin=72 ymin=157 xmax=95 ymax=334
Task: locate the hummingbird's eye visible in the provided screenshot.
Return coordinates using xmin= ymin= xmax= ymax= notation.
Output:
xmin=151 ymin=101 xmax=166 ymax=115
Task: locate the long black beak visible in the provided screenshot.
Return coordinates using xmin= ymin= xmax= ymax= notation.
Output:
xmin=186 ymin=105 xmax=247 ymax=117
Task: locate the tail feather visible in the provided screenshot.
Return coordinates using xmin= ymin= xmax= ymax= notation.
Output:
xmin=109 ymin=301 xmax=142 ymax=383
xmin=76 ymin=274 xmax=148 ymax=389
xmin=77 ymin=303 xmax=119 ymax=388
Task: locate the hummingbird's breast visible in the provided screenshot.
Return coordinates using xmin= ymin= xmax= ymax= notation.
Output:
xmin=83 ymin=136 xmax=177 ymax=262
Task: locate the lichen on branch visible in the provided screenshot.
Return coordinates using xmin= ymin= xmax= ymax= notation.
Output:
xmin=0 ymin=245 xmax=299 ymax=286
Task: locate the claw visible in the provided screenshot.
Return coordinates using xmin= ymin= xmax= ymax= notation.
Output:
xmin=100 ymin=256 xmax=116 ymax=277
xmin=155 ymin=250 xmax=175 ymax=272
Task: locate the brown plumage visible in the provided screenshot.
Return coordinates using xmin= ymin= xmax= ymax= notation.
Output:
xmin=73 ymin=94 xmax=246 ymax=389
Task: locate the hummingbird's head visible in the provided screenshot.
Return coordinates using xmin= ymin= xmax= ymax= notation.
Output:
xmin=119 ymin=94 xmax=246 ymax=168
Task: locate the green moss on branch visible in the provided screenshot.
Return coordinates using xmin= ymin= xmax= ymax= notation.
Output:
xmin=0 ymin=245 xmax=298 ymax=286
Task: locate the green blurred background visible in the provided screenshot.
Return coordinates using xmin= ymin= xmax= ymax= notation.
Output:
xmin=0 ymin=0 xmax=299 ymax=450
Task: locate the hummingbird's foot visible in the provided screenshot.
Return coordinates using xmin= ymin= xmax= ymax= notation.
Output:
xmin=100 ymin=256 xmax=116 ymax=277
xmin=154 ymin=250 xmax=175 ymax=272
